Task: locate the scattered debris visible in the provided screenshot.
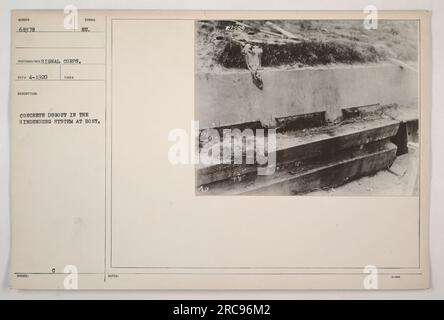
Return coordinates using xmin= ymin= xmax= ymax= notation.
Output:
xmin=388 ymin=160 xmax=407 ymax=177
xmin=265 ymin=21 xmax=303 ymax=40
xmin=240 ymin=41 xmax=264 ymax=89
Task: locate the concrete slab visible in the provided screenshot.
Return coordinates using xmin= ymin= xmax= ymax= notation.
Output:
xmin=196 ymin=63 xmax=418 ymax=128
xmin=198 ymin=140 xmax=397 ymax=196
xmin=196 ymin=117 xmax=399 ymax=186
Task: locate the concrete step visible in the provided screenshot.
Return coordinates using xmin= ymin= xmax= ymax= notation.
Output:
xmin=341 ymin=103 xmax=418 ymax=156
xmin=196 ymin=117 xmax=400 ymax=187
xmin=275 ymin=111 xmax=326 ymax=133
xmin=197 ymin=140 xmax=397 ymax=195
xmin=341 ymin=103 xmax=384 ymax=119
xmin=391 ymin=119 xmax=419 ymax=155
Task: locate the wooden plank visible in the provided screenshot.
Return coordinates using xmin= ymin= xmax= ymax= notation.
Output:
xmin=241 ymin=142 xmax=397 ymax=195
xmin=197 ymin=140 xmax=397 ymax=195
xmin=341 ymin=103 xmax=381 ymax=119
xmin=196 ymin=118 xmax=400 ymax=186
xmin=265 ymin=21 xmax=302 ymax=40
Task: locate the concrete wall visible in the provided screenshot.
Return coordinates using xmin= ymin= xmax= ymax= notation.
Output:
xmin=196 ymin=63 xmax=418 ymax=128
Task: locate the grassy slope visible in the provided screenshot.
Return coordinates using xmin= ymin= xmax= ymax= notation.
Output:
xmin=196 ymin=20 xmax=418 ymax=73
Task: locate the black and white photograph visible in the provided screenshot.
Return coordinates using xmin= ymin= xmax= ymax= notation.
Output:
xmin=1 ymin=3 xmax=439 ymax=298
xmin=195 ymin=19 xmax=419 ymax=196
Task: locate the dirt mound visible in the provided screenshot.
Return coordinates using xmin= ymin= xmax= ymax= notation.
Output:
xmin=217 ymin=39 xmax=380 ymax=69
xmin=196 ymin=20 xmax=418 ymax=73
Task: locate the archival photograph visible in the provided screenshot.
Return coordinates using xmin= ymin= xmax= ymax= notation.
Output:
xmin=195 ymin=19 xmax=419 ymax=196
